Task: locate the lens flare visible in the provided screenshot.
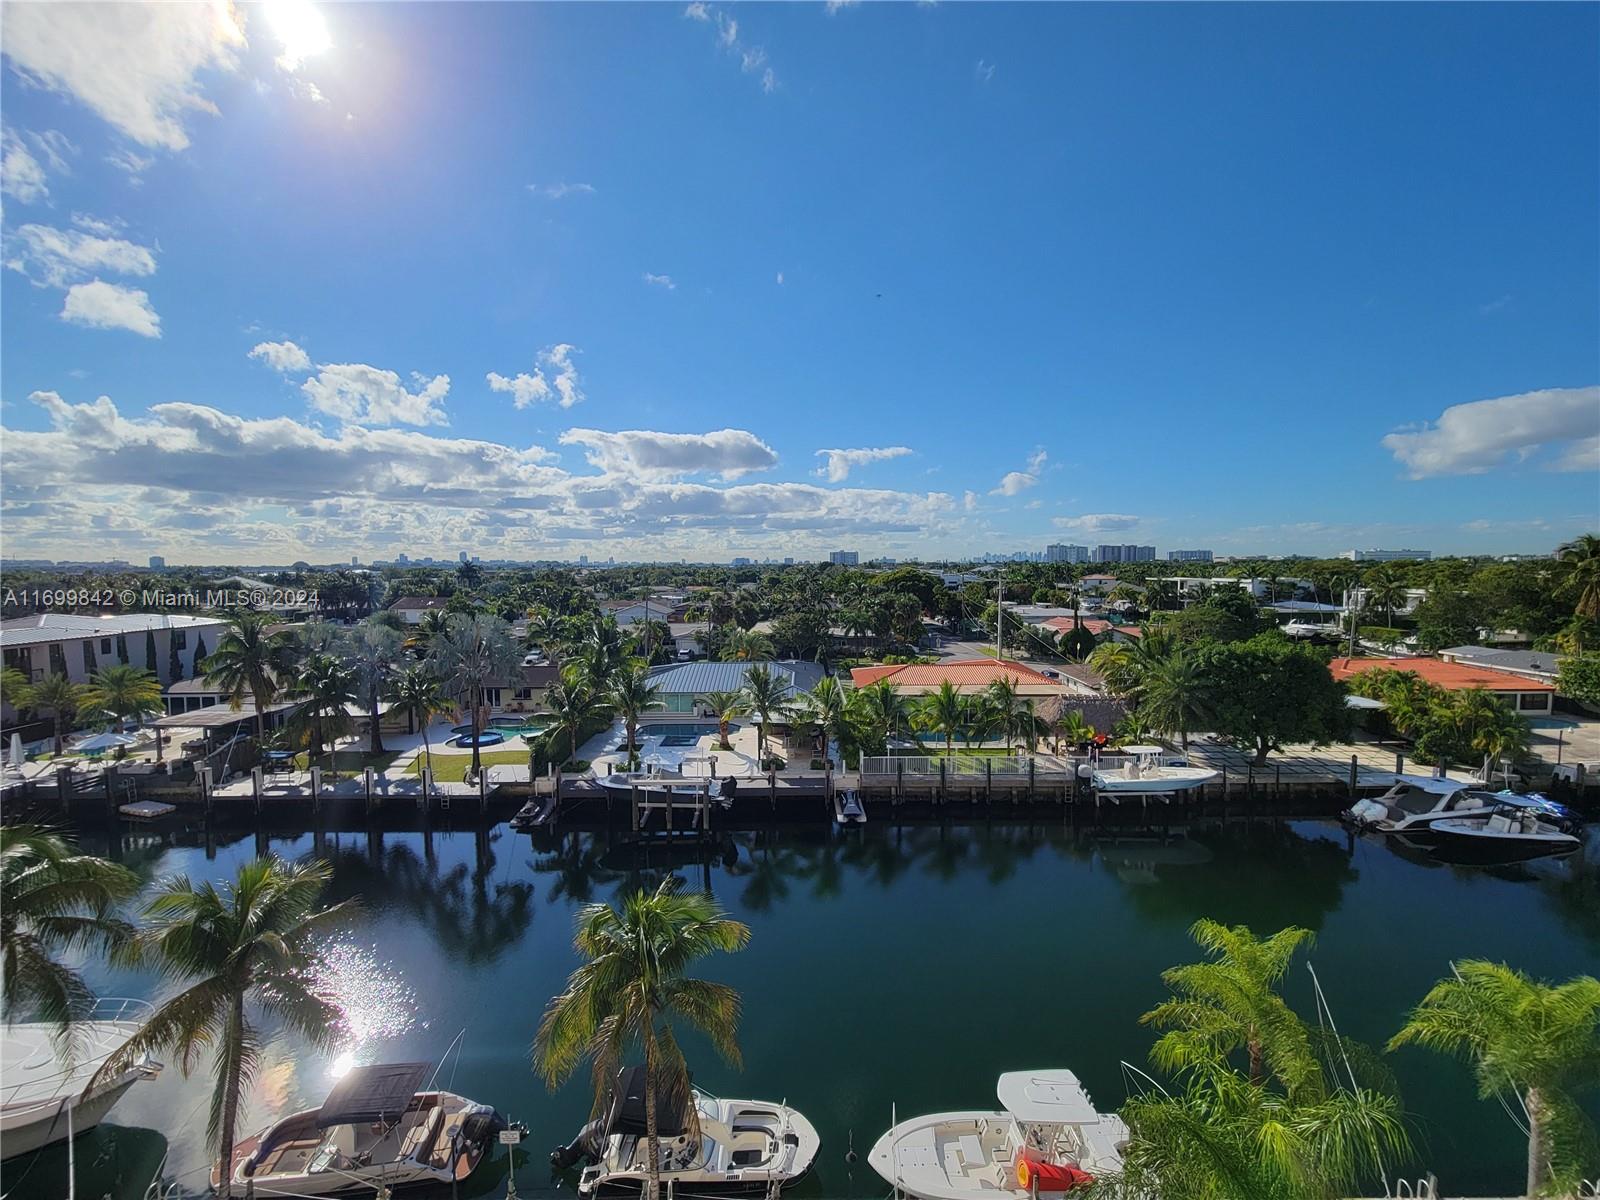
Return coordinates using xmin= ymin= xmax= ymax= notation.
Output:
xmin=264 ymin=0 xmax=332 ymax=71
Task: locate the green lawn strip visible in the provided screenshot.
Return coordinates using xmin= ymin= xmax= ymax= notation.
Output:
xmin=407 ymin=749 xmax=530 ymax=782
xmin=293 ymin=750 xmax=400 ymax=773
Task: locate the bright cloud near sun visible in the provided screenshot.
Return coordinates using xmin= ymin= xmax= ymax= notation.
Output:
xmin=264 ymin=0 xmax=333 ymax=72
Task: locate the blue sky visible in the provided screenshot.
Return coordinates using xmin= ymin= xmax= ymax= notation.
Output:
xmin=2 ymin=1 xmax=1596 ymax=565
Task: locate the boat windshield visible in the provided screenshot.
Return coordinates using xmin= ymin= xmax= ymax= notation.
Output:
xmin=1391 ymin=788 xmax=1443 ymax=816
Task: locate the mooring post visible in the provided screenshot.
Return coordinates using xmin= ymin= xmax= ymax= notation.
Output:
xmin=939 ymin=756 xmax=947 ymax=804
xmin=1028 ymin=756 xmax=1036 ymax=802
xmin=631 ymin=781 xmax=639 ymax=832
xmin=252 ymin=766 xmax=263 ymax=810
xmin=985 ymin=758 xmax=992 ymax=804
xmin=1394 ymin=751 xmax=1404 ymax=775
xmin=199 ymin=765 xmax=214 ymax=815
xmin=310 ymin=765 xmax=322 ymax=809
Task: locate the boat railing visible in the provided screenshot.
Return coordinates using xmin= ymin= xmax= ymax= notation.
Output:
xmin=0 ymin=998 xmax=155 ymax=1107
xmin=859 ymin=753 xmax=1139 ymax=782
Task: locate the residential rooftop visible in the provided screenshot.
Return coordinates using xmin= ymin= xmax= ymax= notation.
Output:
xmin=0 ymin=612 xmax=226 ymax=649
xmin=850 ymin=657 xmax=1067 ymax=695
xmin=1329 ymin=656 xmax=1554 ymax=693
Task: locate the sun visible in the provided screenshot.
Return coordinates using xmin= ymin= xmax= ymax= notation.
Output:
xmin=264 ymin=0 xmax=332 ymax=71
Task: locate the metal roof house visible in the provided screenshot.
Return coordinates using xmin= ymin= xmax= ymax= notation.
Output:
xmin=1436 ymin=646 xmax=1564 ymax=687
xmin=644 ymin=660 xmax=826 ymax=714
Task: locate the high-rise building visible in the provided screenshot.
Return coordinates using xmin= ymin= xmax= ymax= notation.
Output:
xmin=1046 ymin=543 xmax=1088 ymax=563
xmin=578 ymin=554 xmax=588 ymax=566
xmin=829 ymin=550 xmax=860 ymax=566
xmin=1093 ymin=544 xmax=1156 ymax=563
xmin=148 ymin=555 xmax=166 ymax=569
xmin=1341 ymin=548 xmax=1432 ymax=562
xmin=458 ymin=551 xmax=469 ymax=563
xmin=351 ymin=555 xmax=359 ymax=567
xmin=731 ymin=556 xmax=752 ymax=566
xmin=1167 ymin=549 xmax=1214 ymax=563
xmin=397 ymin=552 xmax=409 ymax=565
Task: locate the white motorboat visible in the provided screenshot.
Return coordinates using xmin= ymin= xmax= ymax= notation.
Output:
xmin=869 ymin=1070 xmax=1127 ymax=1199
xmin=1343 ymin=775 xmax=1484 ymax=841
xmin=1431 ymin=802 xmax=1582 ymax=863
xmin=1091 ymin=747 xmax=1217 ymax=798
xmin=553 ymin=1067 xmax=820 ymax=1197
xmin=833 ymin=788 xmax=866 ymax=825
xmin=216 ymin=1062 xmax=504 ymax=1196
xmin=0 ymin=998 xmax=162 ymax=1160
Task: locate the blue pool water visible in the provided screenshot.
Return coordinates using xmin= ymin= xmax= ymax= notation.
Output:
xmin=638 ymin=722 xmax=739 ymax=738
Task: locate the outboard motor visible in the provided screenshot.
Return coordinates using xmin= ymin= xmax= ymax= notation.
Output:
xmin=460 ymin=1105 xmax=508 ymax=1148
xmin=551 ymin=1118 xmax=606 ymax=1169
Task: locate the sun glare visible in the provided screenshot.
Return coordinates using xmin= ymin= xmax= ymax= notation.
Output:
xmin=265 ymin=0 xmax=332 ymax=71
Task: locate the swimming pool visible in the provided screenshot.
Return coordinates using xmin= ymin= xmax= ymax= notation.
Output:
xmin=637 ymin=722 xmax=739 ymax=739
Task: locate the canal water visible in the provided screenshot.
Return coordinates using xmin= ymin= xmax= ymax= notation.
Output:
xmin=9 ymin=814 xmax=1596 ymax=1199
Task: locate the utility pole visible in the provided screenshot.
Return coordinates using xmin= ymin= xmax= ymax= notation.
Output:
xmin=996 ymin=575 xmax=1004 ymax=662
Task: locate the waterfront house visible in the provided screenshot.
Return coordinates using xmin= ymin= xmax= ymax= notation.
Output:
xmin=644 ymin=659 xmax=826 ymax=717
xmin=388 ymin=595 xmax=449 ymax=625
xmin=850 ymin=657 xmax=1076 ymax=698
xmin=1436 ymin=646 xmax=1564 ymax=689
xmin=1329 ymin=656 xmax=1554 ymax=717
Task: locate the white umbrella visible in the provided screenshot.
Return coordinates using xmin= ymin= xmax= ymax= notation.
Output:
xmin=75 ymin=731 xmax=138 ymax=753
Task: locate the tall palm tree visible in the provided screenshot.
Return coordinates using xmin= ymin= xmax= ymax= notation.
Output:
xmin=534 ymin=877 xmax=750 ymax=1200
xmin=1140 ymin=652 xmax=1212 ymax=750
xmin=405 ymin=607 xmax=451 ymax=654
xmin=387 ymin=665 xmax=450 ymax=777
xmin=795 ymin=675 xmax=853 ymax=767
xmin=1556 ymin=533 xmax=1600 ymax=620
xmin=980 ymin=676 xmax=1024 ymax=752
xmin=857 ymin=678 xmax=911 ymax=750
xmin=203 ymin=611 xmax=296 ymax=743
xmin=697 ymin=690 xmax=748 ymax=751
xmin=610 ymin=661 xmax=664 ymax=767
xmin=579 ymin=617 xmax=626 ymax=691
xmin=1390 ymin=961 xmax=1599 ymax=1197
xmin=1142 ymin=919 xmax=1319 ymax=1093
xmin=76 ymin=663 xmax=164 ymax=730
xmin=1364 ymin=571 xmax=1408 ymax=629
xmin=914 ymin=680 xmax=967 ymax=757
xmin=2 ymin=665 xmax=33 ymax=716
xmin=546 ymin=667 xmax=612 ymax=769
xmin=427 ymin=614 xmax=521 ymax=778
xmin=346 ymin=622 xmax=403 ymax=754
xmin=101 ymin=858 xmax=351 ymax=1198
xmin=718 ymin=629 xmax=775 ymax=663
xmin=288 ymin=652 xmax=358 ymax=778
xmin=1 ymin=826 xmax=138 ymax=1046
xmin=740 ymin=664 xmax=791 ymax=768
xmin=28 ymin=674 xmax=79 ymax=757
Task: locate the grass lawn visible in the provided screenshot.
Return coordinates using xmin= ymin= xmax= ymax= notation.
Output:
xmin=408 ymin=749 xmax=530 ymax=782
xmin=294 ymin=750 xmax=400 ymax=773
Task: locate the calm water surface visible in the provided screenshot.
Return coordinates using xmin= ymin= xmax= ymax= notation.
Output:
xmin=9 ymin=814 xmax=1597 ymax=1199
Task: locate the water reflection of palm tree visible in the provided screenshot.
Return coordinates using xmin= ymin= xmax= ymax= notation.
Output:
xmin=723 ymin=832 xmax=800 ymax=912
xmin=319 ymin=840 xmax=535 ymax=964
xmin=532 ymin=832 xmax=625 ymax=907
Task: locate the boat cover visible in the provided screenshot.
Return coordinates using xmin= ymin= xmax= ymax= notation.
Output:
xmin=605 ymin=1066 xmax=690 ymax=1138
xmin=997 ymin=1070 xmax=1100 ymax=1125
xmin=316 ymin=1062 xmax=429 ymax=1128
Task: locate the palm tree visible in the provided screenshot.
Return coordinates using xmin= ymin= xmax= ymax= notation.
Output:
xmin=579 ymin=617 xmax=626 ymax=691
xmin=101 ymin=858 xmax=351 ymax=1198
xmin=1364 ymin=571 xmax=1408 ymax=629
xmin=288 ymin=652 xmax=358 ymax=778
xmin=1139 ymin=652 xmax=1212 ymax=750
xmin=346 ymin=622 xmax=403 ymax=754
xmin=1 ymin=826 xmax=138 ymax=1047
xmin=203 ymin=611 xmax=296 ymax=743
xmin=740 ymin=664 xmax=791 ymax=768
xmin=534 ymin=877 xmax=750 ymax=1200
xmin=795 ymin=675 xmax=853 ymax=767
xmin=610 ymin=661 xmax=664 ymax=767
xmin=718 ymin=628 xmax=775 ymax=663
xmin=1390 ymin=961 xmax=1600 ymax=1197
xmin=980 ymin=676 xmax=1024 ymax=752
xmin=1055 ymin=708 xmax=1096 ymax=753
xmin=546 ymin=666 xmax=611 ymax=769
xmin=1451 ymin=688 xmax=1531 ymax=783
xmin=915 ymin=680 xmax=968 ymax=756
xmin=1556 ymin=533 xmax=1600 ymax=620
xmin=428 ymin=614 xmax=521 ymax=778
xmin=387 ymin=665 xmax=450 ymax=777
xmin=76 ymin=663 xmax=163 ymax=731
xmin=1 ymin=666 xmax=33 ymax=717
xmin=857 ymin=678 xmax=911 ymax=750
xmin=405 ymin=607 xmax=451 ymax=654
xmin=697 ymin=690 xmax=748 ymax=751
xmin=29 ymin=673 xmax=79 ymax=757
xmin=1142 ymin=918 xmax=1319 ymax=1093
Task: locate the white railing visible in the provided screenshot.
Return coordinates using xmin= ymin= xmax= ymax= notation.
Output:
xmin=859 ymin=754 xmax=1140 ymax=781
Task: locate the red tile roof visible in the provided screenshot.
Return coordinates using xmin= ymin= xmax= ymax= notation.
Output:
xmin=1329 ymin=657 xmax=1554 ymax=692
xmin=1042 ymin=616 xmax=1113 ymax=636
xmin=850 ymin=657 xmax=1065 ymax=693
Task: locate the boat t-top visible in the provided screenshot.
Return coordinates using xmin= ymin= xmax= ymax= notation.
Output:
xmin=551 ymin=1066 xmax=820 ymax=1196
xmin=1090 ymin=746 xmax=1217 ymax=800
xmin=868 ymin=1069 xmax=1127 ymax=1199
xmin=0 ymin=998 xmax=162 ymax=1161
xmin=214 ymin=1061 xmax=505 ymax=1196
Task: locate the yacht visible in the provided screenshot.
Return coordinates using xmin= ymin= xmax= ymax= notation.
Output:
xmin=1430 ymin=802 xmax=1582 ymax=863
xmin=1090 ymin=747 xmax=1217 ymax=799
xmin=215 ymin=1062 xmax=504 ymax=1196
xmin=0 ymin=998 xmax=162 ymax=1160
xmin=552 ymin=1067 xmax=820 ymax=1196
xmin=868 ymin=1070 xmax=1127 ymax=1199
xmin=1345 ymin=779 xmax=1578 ymax=846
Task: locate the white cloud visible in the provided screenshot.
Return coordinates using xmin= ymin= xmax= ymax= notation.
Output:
xmin=560 ymin=429 xmax=779 ymax=480
xmin=815 ymin=446 xmax=912 ymax=482
xmin=486 ymin=343 xmax=584 ymax=410
xmin=71 ymin=212 xmax=123 ymax=236
xmin=528 ymin=181 xmax=595 ymax=198
xmin=963 ymin=490 xmax=978 ymax=512
xmin=248 ymin=340 xmax=312 ymax=374
xmin=776 ymin=271 xmax=784 ymax=285
xmin=643 ymin=272 xmax=676 ymax=290
xmin=1 ymin=1 xmax=245 ymax=150
xmin=975 ymin=58 xmax=996 ymax=83
xmin=1 ymin=128 xmax=49 ymax=203
xmin=5 ymin=223 xmax=157 ymax=287
xmin=60 ymin=280 xmax=161 ymax=337
xmin=1052 ymin=513 xmax=1141 ymax=534
xmin=1025 ymin=446 xmax=1048 ymax=473
xmin=825 ymin=0 xmax=861 ymax=12
xmin=1381 ymin=386 xmax=1600 ymax=478
xmin=683 ymin=2 xmax=777 ymax=92
xmin=302 ymin=364 xmax=450 ymax=427
xmin=105 ymin=147 xmax=155 ymax=179
xmin=990 ymin=471 xmax=1036 ymax=496
xmin=1479 ymin=294 xmax=1513 ymax=316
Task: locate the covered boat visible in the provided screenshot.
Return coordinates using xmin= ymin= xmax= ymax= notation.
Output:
xmin=215 ymin=1061 xmax=504 ymax=1196
xmin=553 ymin=1066 xmax=820 ymax=1196
xmin=868 ymin=1069 xmax=1126 ymax=1199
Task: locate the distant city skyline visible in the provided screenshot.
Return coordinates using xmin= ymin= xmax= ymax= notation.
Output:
xmin=1 ymin=4 xmax=1594 ymax=564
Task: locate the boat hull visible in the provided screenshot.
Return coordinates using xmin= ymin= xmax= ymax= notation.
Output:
xmin=0 ymin=1074 xmax=140 ymax=1160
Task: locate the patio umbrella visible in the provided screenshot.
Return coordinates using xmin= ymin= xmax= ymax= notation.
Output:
xmin=75 ymin=731 xmax=138 ymax=753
